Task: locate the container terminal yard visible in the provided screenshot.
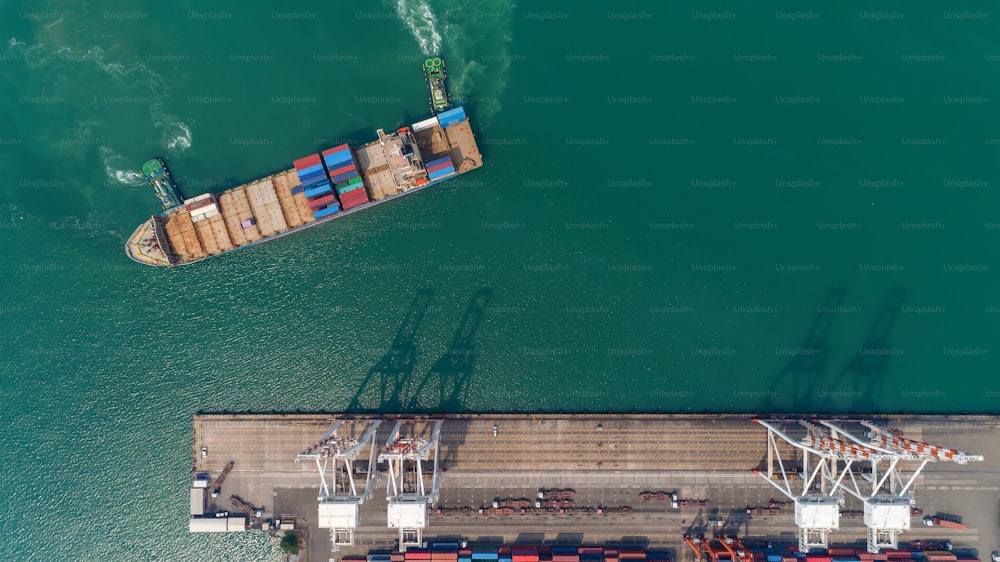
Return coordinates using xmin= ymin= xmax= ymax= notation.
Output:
xmin=189 ymin=415 xmax=998 ymax=561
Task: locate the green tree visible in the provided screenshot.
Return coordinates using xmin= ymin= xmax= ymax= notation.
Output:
xmin=280 ymin=531 xmax=300 ymax=555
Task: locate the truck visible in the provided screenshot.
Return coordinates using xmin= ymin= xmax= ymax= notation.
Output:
xmin=923 ymin=516 xmax=966 ymax=529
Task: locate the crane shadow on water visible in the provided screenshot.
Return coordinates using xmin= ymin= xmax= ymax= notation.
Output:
xmin=758 ymin=288 xmax=846 ymax=413
xmin=344 ymin=289 xmax=434 ymax=414
xmin=407 ymin=287 xmax=492 ymax=413
xmin=825 ymin=288 xmax=905 ymax=413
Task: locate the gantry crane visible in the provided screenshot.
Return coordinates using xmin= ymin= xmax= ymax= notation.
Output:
xmin=816 ymin=419 xmax=982 ymax=552
xmin=377 ymin=419 xmax=443 ymax=548
xmin=295 ymin=419 xmax=382 ymax=547
xmin=683 ymin=534 xmax=737 ymax=562
xmin=754 ymin=419 xmax=872 ymax=550
xmin=715 ymin=535 xmax=752 ymax=562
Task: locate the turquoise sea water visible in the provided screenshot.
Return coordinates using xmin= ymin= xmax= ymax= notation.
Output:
xmin=2 ymin=1 xmax=1000 ymax=558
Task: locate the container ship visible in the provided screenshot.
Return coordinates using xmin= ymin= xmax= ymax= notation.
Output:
xmin=125 ymin=59 xmax=481 ymax=267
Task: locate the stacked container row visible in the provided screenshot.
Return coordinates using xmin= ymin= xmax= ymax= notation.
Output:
xmin=294 ymin=152 xmax=343 ymax=219
xmin=340 ymin=185 xmax=370 ymax=210
xmin=425 ymin=155 xmax=456 ymax=180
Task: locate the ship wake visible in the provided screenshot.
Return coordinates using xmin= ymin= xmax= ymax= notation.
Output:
xmin=395 ymin=0 xmax=442 ymax=56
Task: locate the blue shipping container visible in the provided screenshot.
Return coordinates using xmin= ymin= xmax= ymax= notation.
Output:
xmin=290 ymin=186 xmax=305 ymax=195
xmin=552 ymin=548 xmax=577 ymax=554
xmin=297 ymin=170 xmax=326 ymax=186
xmin=460 ymin=558 xmax=473 ymax=562
xmin=313 ymin=205 xmax=341 ymax=219
xmin=304 ymin=183 xmax=333 ymax=199
xmin=428 ymin=166 xmax=455 ymax=180
xmin=437 ymin=106 xmax=467 ymax=128
xmin=330 ymin=169 xmax=360 ymax=184
xmin=434 ymin=543 xmax=460 ymax=550
xmin=472 ymin=554 xmax=499 ymax=560
xmin=297 ymin=162 xmax=324 ymax=176
xmin=323 ymin=150 xmax=353 ymax=166
xmin=768 ymin=556 xmax=782 ymax=562
xmin=426 ymin=156 xmax=452 ymax=169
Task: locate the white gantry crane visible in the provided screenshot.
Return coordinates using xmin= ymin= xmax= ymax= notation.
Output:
xmin=755 ymin=418 xmax=983 ymax=553
xmin=377 ymin=419 xmax=443 ymax=548
xmin=754 ymin=418 xmax=884 ymax=551
xmin=295 ymin=419 xmax=382 ymax=547
xmin=817 ymin=419 xmax=983 ymax=552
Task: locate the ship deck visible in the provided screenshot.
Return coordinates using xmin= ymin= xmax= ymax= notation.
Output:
xmin=191 ymin=414 xmax=997 ymax=559
xmin=160 ymin=170 xmax=312 ymax=263
xmin=444 ymin=119 xmax=484 ymax=173
xmin=356 ymin=141 xmax=400 ymax=202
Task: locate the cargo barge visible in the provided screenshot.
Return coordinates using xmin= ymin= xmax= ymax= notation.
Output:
xmin=125 ymin=62 xmax=481 ymax=266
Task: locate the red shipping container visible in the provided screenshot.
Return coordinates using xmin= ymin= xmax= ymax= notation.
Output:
xmin=328 ymin=163 xmax=356 ymax=177
xmin=427 ymin=160 xmax=452 ymax=174
xmin=460 ymin=551 xmax=472 ymax=557
xmin=294 ymin=154 xmax=321 ymax=170
xmin=340 ymin=188 xmax=370 ymax=210
xmin=887 ymin=554 xmax=912 ymax=560
xmin=499 ymin=548 xmax=512 ymax=556
xmin=322 ymin=144 xmax=350 ymax=157
xmin=580 ymin=549 xmax=604 ymax=555
xmin=308 ymin=193 xmax=336 ymax=208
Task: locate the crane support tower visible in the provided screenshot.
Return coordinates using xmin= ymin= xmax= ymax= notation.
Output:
xmin=377 ymin=419 xmax=443 ymax=549
xmin=754 ymin=419 xmax=860 ymax=551
xmin=817 ymin=419 xmax=982 ymax=552
xmin=754 ymin=418 xmax=983 ymax=553
xmin=295 ymin=419 xmax=383 ymax=547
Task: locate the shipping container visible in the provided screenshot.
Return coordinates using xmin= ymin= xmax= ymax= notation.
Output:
xmin=297 ymin=162 xmax=324 ymax=175
xmin=290 ymin=185 xmax=305 ymax=195
xmin=293 ymin=154 xmax=321 ymax=170
xmin=340 ymin=190 xmax=369 ymax=210
xmin=429 ymin=167 xmax=456 ymax=180
xmin=322 ymin=143 xmax=350 ymax=156
xmin=437 ymin=106 xmax=467 ymax=128
xmin=328 ymin=163 xmax=356 ymax=177
xmin=304 ymin=183 xmax=333 ymax=199
xmin=308 ymin=193 xmax=337 ymax=209
xmin=312 ymin=205 xmax=341 ymax=219
xmin=297 ymin=169 xmax=327 ymax=186
xmin=331 ymin=169 xmax=360 ymax=184
xmin=426 ymin=160 xmax=453 ymax=174
xmin=323 ymin=149 xmax=353 ymax=166
xmin=337 ymin=183 xmax=364 ymax=195
xmin=426 ymin=156 xmax=452 ymax=169
xmin=473 ymin=553 xmax=500 ymax=559
xmin=348 ymin=175 xmax=364 ymax=185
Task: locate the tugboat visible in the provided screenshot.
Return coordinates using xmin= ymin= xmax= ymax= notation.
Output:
xmin=141 ymin=158 xmax=183 ymax=210
xmin=423 ymin=56 xmax=452 ymax=115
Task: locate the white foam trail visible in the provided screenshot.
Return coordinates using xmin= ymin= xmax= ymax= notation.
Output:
xmin=99 ymin=146 xmax=145 ymax=186
xmin=395 ymin=0 xmax=442 ymax=55
xmin=150 ymin=104 xmax=192 ymax=152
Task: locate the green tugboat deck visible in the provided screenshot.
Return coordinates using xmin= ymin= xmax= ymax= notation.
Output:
xmin=423 ymin=56 xmax=452 ymax=115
